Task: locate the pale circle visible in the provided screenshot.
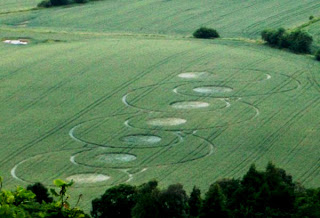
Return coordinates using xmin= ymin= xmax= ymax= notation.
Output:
xmin=178 ymin=72 xmax=207 ymax=79
xmin=171 ymin=101 xmax=209 ymax=109
xmin=96 ymin=153 xmax=136 ymax=163
xmin=122 ymin=135 xmax=161 ymax=144
xmin=193 ymin=86 xmax=233 ymax=94
xmin=3 ymin=40 xmax=28 ymax=45
xmin=147 ymin=118 xmax=186 ymax=126
xmin=67 ymin=174 xmax=110 ymax=184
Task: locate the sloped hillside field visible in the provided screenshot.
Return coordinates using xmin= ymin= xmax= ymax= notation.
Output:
xmin=1 ymin=35 xmax=320 ymax=208
xmin=1 ymin=0 xmax=320 ymax=211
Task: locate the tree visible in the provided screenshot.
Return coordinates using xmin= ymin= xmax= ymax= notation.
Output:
xmin=200 ymin=184 xmax=228 ymax=217
xmin=261 ymin=28 xmax=285 ymax=46
xmin=91 ymin=184 xmax=137 ymax=218
xmin=193 ymin=27 xmax=220 ymax=39
xmin=27 ymin=182 xmax=53 ymax=203
xmin=286 ymin=30 xmax=313 ymax=53
xmin=131 ymin=180 xmax=161 ymax=218
xmin=215 ymin=178 xmax=240 ymax=210
xmin=158 ymin=183 xmax=189 ymax=218
xmin=189 ymin=186 xmax=201 ymax=217
xmin=263 ymin=162 xmax=296 ymax=216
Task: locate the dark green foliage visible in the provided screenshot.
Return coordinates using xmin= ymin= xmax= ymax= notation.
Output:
xmin=75 ymin=0 xmax=89 ymax=3
xmin=188 ymin=186 xmax=201 ymax=217
xmin=37 ymin=0 xmax=52 ymax=8
xmin=200 ymin=184 xmax=228 ymax=218
xmin=193 ymin=27 xmax=220 ymax=39
xmin=37 ymin=0 xmax=90 ymax=8
xmin=27 ymin=182 xmax=53 ymax=203
xmin=309 ymin=15 xmax=314 ymax=20
xmin=0 ymin=179 xmax=88 ymax=217
xmin=261 ymin=28 xmax=286 ymax=46
xmin=50 ymin=0 xmax=70 ymax=6
xmin=295 ymin=187 xmax=320 ymax=217
xmin=315 ymin=50 xmax=320 ymax=61
xmin=131 ymin=180 xmax=161 ymax=218
xmin=91 ymin=184 xmax=137 ymax=218
xmin=215 ymin=178 xmax=240 ymax=210
xmin=158 ymin=183 xmax=189 ymax=218
xmin=285 ymin=30 xmax=313 ymax=53
xmin=261 ymin=28 xmax=313 ymax=53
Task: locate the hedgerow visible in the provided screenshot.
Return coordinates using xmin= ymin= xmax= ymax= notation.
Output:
xmin=261 ymin=28 xmax=313 ymax=53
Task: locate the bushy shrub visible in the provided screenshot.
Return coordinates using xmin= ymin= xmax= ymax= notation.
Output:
xmin=261 ymin=28 xmax=313 ymax=53
xmin=75 ymin=0 xmax=89 ymax=3
xmin=285 ymin=30 xmax=313 ymax=53
xmin=37 ymin=0 xmax=52 ymax=8
xmin=316 ymin=50 xmax=320 ymax=61
xmin=261 ymin=28 xmax=285 ymax=46
xmin=38 ymin=0 xmax=90 ymax=7
xmin=50 ymin=0 xmax=70 ymax=6
xmin=193 ymin=27 xmax=220 ymax=39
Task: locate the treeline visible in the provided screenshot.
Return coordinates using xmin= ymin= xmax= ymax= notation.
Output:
xmin=38 ymin=0 xmax=98 ymax=8
xmin=91 ymin=162 xmax=320 ymax=217
xmin=1 ymin=163 xmax=320 ymax=217
xmin=261 ymin=28 xmax=313 ymax=54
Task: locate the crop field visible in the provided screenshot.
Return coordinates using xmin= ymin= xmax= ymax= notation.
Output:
xmin=1 ymin=0 xmax=320 ymax=210
xmin=1 ymin=0 xmax=320 ymax=38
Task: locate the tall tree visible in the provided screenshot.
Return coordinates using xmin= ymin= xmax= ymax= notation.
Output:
xmin=91 ymin=184 xmax=137 ymax=218
xmin=131 ymin=180 xmax=161 ymax=218
xmin=200 ymin=184 xmax=228 ymax=218
xmin=189 ymin=186 xmax=201 ymax=217
xmin=158 ymin=183 xmax=189 ymax=218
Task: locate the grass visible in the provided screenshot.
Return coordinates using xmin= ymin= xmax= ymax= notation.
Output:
xmin=0 ymin=0 xmax=39 ymax=13
xmin=1 ymin=0 xmax=320 ymax=212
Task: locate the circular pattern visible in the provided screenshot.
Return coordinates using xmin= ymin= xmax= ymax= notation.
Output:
xmin=121 ymin=135 xmax=162 ymax=145
xmin=128 ymin=100 xmax=258 ymax=131
xmin=171 ymin=101 xmax=210 ymax=109
xmin=193 ymin=86 xmax=233 ymax=94
xmin=96 ymin=153 xmax=137 ymax=163
xmin=71 ymin=116 xmax=181 ymax=148
xmin=72 ymin=134 xmax=213 ymax=168
xmin=147 ymin=118 xmax=187 ymax=126
xmin=10 ymin=150 xmax=127 ymax=186
xmin=175 ymin=73 xmax=300 ymax=98
xmin=175 ymin=68 xmax=274 ymax=83
xmin=178 ymin=72 xmax=208 ymax=79
xmin=124 ymin=83 xmax=227 ymax=112
xmin=67 ymin=174 xmax=110 ymax=184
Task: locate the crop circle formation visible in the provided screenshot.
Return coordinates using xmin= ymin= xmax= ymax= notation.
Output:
xmin=11 ymin=63 xmax=301 ymax=185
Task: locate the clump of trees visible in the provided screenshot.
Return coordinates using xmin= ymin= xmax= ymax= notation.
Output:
xmin=37 ymin=0 xmax=90 ymax=8
xmin=261 ymin=28 xmax=313 ymax=53
xmin=91 ymin=162 xmax=320 ymax=217
xmin=193 ymin=27 xmax=220 ymax=39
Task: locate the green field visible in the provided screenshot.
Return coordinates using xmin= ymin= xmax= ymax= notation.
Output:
xmin=1 ymin=0 xmax=320 ymax=210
